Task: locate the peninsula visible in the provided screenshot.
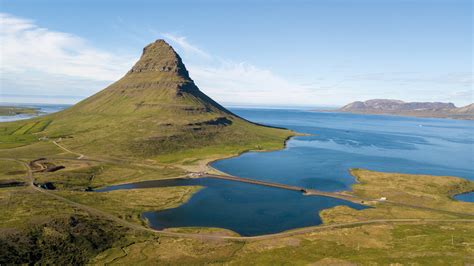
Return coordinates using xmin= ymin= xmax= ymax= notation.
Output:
xmin=1 ymin=41 xmax=473 ymax=265
xmin=336 ymin=99 xmax=474 ymax=120
xmin=0 ymin=106 xmax=39 ymax=116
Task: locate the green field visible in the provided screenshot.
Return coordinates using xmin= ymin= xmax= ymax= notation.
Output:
xmin=1 ymin=40 xmax=473 ymax=264
xmin=1 ymin=152 xmax=473 ymax=264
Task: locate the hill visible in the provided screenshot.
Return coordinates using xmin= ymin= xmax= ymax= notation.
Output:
xmin=0 ymin=40 xmax=292 ymax=162
xmin=453 ymin=103 xmax=474 ymax=114
xmin=337 ymin=99 xmax=474 ymax=120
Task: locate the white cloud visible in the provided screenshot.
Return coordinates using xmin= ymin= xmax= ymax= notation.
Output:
xmin=162 ymin=33 xmax=210 ymax=59
xmin=0 ymin=14 xmax=314 ymax=106
xmin=162 ymin=33 xmax=321 ymax=106
xmin=2 ymin=14 xmax=470 ymax=107
xmin=188 ymin=61 xmax=320 ymax=105
xmin=0 ymin=13 xmax=133 ymax=98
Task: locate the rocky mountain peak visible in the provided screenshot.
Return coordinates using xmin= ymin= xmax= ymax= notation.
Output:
xmin=127 ymin=39 xmax=190 ymax=79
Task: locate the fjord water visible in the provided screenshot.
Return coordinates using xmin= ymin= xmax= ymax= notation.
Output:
xmin=0 ymin=104 xmax=68 ymax=122
xmin=96 ymin=177 xmax=367 ymax=236
xmin=106 ymin=109 xmax=473 ymax=235
xmin=213 ymin=108 xmax=474 ymax=192
xmin=5 ymin=105 xmax=473 ymax=234
xmin=454 ymin=192 xmax=474 ymax=203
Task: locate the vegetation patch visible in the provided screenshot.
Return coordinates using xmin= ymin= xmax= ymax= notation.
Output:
xmin=0 ymin=215 xmax=128 ymax=265
xmin=29 ymin=120 xmax=52 ymax=133
xmin=57 ymin=186 xmax=201 ymax=224
xmin=34 ymin=161 xmax=186 ymax=190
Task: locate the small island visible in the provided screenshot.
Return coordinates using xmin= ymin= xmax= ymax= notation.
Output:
xmin=0 ymin=106 xmax=39 ymax=116
xmin=332 ymin=99 xmax=474 ymax=120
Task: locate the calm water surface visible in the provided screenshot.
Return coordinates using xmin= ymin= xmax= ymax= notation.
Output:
xmin=213 ymin=109 xmax=474 ymax=192
xmin=0 ymin=103 xmax=69 ymax=122
xmin=102 ymin=109 xmax=473 ymax=235
xmin=97 ymin=177 xmax=367 ymax=236
xmin=5 ymin=105 xmax=473 ymax=234
xmin=454 ymin=192 xmax=474 ymax=203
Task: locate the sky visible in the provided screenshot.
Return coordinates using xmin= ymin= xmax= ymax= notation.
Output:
xmin=0 ymin=0 xmax=472 ymax=107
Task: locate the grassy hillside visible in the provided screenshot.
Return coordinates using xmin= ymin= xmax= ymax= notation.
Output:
xmin=3 ymin=39 xmax=471 ymax=265
xmin=0 ymin=40 xmax=293 ymax=163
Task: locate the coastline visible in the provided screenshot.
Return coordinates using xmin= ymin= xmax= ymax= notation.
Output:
xmin=450 ymin=190 xmax=474 ymax=201
xmin=204 ymin=133 xmax=300 ymax=176
xmin=314 ymin=110 xmax=474 ymax=121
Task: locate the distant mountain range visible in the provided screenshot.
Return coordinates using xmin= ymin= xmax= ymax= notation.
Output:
xmin=336 ymin=99 xmax=474 ymax=120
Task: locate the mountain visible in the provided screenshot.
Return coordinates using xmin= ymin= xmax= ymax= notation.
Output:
xmin=453 ymin=103 xmax=474 ymax=114
xmin=337 ymin=99 xmax=474 ymax=120
xmin=0 ymin=40 xmax=292 ymax=160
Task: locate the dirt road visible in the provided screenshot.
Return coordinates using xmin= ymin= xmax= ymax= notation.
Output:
xmin=52 ymin=140 xmax=84 ymax=159
xmin=3 ymin=157 xmax=471 ymax=242
xmin=5 ymin=140 xmax=473 ymax=241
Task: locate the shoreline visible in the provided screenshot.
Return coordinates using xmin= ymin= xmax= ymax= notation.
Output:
xmin=88 ymin=168 xmax=474 ymax=239
xmin=451 ymin=190 xmax=474 ymax=201
xmin=204 ymin=133 xmax=302 ymax=175
xmin=314 ymin=110 xmax=474 ymax=121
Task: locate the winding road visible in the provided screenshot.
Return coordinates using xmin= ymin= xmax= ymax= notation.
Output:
xmin=2 ymin=139 xmax=473 ymax=241
xmin=11 ymin=160 xmax=474 ymax=241
xmin=53 ymin=140 xmax=85 ymax=159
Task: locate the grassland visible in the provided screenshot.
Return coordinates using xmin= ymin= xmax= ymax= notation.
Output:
xmin=56 ymin=186 xmax=201 ymax=225
xmin=2 ymin=147 xmax=473 ymax=264
xmin=1 ymin=117 xmax=472 ymax=265
xmin=0 ymin=106 xmax=38 ymax=116
xmin=1 ymin=40 xmax=472 ymax=264
xmin=0 ymin=105 xmax=293 ymax=164
xmin=320 ymin=169 xmax=474 ymax=223
xmin=0 ymin=160 xmax=25 ymax=181
xmin=89 ymin=169 xmax=474 ymax=265
xmin=0 ymin=157 xmax=194 ymax=264
xmin=32 ymin=159 xmax=186 ymax=190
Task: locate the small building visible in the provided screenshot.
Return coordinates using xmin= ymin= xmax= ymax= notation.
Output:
xmin=188 ymin=172 xmax=205 ymax=178
xmin=379 ymin=197 xmax=387 ymax=201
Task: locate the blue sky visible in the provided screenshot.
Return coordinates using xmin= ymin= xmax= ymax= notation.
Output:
xmin=0 ymin=0 xmax=472 ymax=107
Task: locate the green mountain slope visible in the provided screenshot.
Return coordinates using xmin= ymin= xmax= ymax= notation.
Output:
xmin=0 ymin=40 xmax=292 ymax=162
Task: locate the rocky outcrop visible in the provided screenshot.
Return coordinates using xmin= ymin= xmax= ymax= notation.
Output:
xmin=128 ymin=39 xmax=190 ymax=78
xmin=454 ymin=103 xmax=474 ymax=114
